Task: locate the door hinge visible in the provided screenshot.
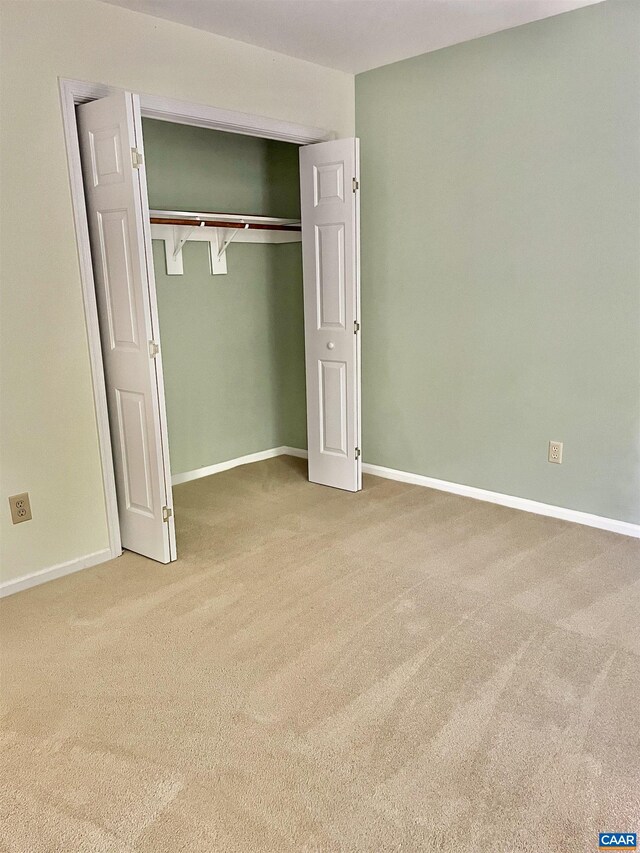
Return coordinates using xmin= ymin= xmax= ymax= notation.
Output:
xmin=354 ymin=320 xmax=360 ymax=334
xmin=355 ymin=447 xmax=361 ymax=459
xmin=149 ymin=340 xmax=160 ymax=358
xmin=352 ymin=177 xmax=359 ymax=193
xmin=131 ymin=147 xmax=144 ymax=169
xmin=162 ymin=506 xmax=173 ymax=522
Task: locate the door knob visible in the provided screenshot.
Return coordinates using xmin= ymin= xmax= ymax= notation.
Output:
xmin=327 ymin=341 xmax=335 ymax=349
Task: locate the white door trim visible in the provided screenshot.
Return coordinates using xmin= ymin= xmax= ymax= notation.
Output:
xmin=59 ymin=77 xmax=329 ymax=563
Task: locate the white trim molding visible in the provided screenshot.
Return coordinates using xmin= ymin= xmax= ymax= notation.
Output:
xmin=4 ymin=450 xmax=635 ymax=599
xmin=0 ymin=549 xmax=113 ymax=599
xmin=173 ymin=448 xmax=639 ymax=539
xmin=172 ymin=446 xmax=308 ymax=485
xmin=140 ymin=92 xmax=331 ymax=144
xmin=361 ymin=462 xmax=640 ymax=539
xmin=58 ymin=78 xmax=331 ymax=143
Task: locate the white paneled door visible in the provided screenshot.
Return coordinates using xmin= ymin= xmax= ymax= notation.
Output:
xmin=300 ymin=139 xmax=362 ymax=491
xmin=77 ymin=92 xmax=176 ymax=562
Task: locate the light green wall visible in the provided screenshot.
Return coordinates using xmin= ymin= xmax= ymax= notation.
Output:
xmin=143 ymin=119 xmax=301 ymax=217
xmin=143 ymin=121 xmax=306 ymax=475
xmin=152 ymin=242 xmax=306 ymax=474
xmin=356 ymin=0 xmax=640 ymax=524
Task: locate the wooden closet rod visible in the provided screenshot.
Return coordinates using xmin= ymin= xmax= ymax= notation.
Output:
xmin=149 ymin=216 xmax=301 ymax=232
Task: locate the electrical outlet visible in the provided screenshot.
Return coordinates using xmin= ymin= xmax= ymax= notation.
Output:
xmin=8 ymin=493 xmax=32 ymax=524
xmin=548 ymin=441 xmax=563 ymax=464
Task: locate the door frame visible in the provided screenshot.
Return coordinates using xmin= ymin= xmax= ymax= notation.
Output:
xmin=59 ymin=77 xmax=331 ymax=560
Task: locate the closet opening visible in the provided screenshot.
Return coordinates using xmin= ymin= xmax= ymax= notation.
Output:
xmin=70 ymin=85 xmax=361 ymax=567
xmin=143 ymin=119 xmax=308 ymax=492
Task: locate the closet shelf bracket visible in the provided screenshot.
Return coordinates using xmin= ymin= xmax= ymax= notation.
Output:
xmin=173 ymin=221 xmax=205 ymax=260
xmin=216 ymin=224 xmax=249 ymax=261
xmin=149 ymin=210 xmax=302 ymax=278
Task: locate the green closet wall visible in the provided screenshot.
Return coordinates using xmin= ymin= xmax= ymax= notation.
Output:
xmin=356 ymin=0 xmax=640 ymax=524
xmin=143 ymin=120 xmax=306 ymax=475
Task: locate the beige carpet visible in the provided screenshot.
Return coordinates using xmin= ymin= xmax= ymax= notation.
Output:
xmin=1 ymin=456 xmax=639 ymax=852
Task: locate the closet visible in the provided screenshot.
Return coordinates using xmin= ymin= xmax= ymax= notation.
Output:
xmin=142 ymin=119 xmax=307 ymax=487
xmin=75 ymin=90 xmax=361 ymax=565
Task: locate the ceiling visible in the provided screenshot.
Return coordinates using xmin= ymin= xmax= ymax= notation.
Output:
xmin=100 ymin=0 xmax=602 ymax=74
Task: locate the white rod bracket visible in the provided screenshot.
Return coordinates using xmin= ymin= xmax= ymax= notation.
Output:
xmin=217 ymin=224 xmax=248 ymax=260
xmin=163 ymin=227 xmax=183 ymax=275
xmin=173 ymin=221 xmax=204 ymax=259
xmin=209 ymin=229 xmax=227 ymax=275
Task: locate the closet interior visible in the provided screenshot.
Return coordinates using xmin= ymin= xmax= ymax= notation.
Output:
xmin=143 ymin=119 xmax=308 ymax=490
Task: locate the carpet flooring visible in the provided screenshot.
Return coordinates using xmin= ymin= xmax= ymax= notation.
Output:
xmin=1 ymin=456 xmax=639 ymax=852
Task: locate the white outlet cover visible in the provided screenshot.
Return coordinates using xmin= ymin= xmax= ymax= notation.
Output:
xmin=548 ymin=441 xmax=563 ymax=464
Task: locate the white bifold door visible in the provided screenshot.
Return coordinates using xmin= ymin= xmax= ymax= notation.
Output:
xmin=300 ymin=138 xmax=362 ymax=492
xmin=75 ymin=101 xmax=360 ymax=566
xmin=77 ymin=92 xmax=176 ymax=563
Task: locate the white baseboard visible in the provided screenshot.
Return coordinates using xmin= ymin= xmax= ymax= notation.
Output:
xmin=362 ymin=462 xmax=640 ymax=539
xmin=7 ymin=452 xmax=632 ymax=600
xmin=171 ymin=446 xmax=308 ymax=485
xmin=174 ymin=448 xmax=638 ymax=539
xmin=0 ymin=548 xmax=114 ymax=599
xmin=279 ymin=446 xmax=309 ymax=459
